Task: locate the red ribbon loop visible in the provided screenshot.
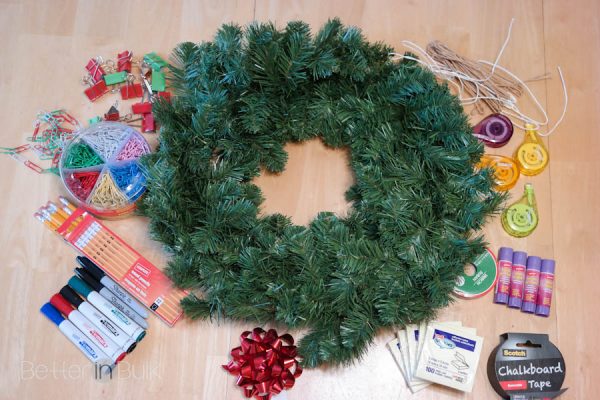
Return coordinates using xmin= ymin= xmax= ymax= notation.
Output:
xmin=223 ymin=328 xmax=303 ymax=400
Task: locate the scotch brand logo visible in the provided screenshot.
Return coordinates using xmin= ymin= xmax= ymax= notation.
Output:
xmin=503 ymin=349 xmax=527 ymax=357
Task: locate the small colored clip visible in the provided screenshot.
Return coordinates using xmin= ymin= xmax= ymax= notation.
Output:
xmin=117 ymin=50 xmax=132 ymax=72
xmin=120 ymin=83 xmax=143 ymax=100
xmin=142 ymin=113 xmax=155 ymax=133
xmin=157 ymin=92 xmax=171 ymax=102
xmin=104 ymin=71 xmax=128 ymax=86
xmin=143 ymin=52 xmax=168 ymax=70
xmin=151 ymin=69 xmax=166 ymax=92
xmin=132 ymin=102 xmax=153 ymax=115
xmin=104 ymin=105 xmax=120 ymax=121
xmin=85 ymin=58 xmax=105 ymax=83
xmin=84 ymin=80 xmax=109 ymax=102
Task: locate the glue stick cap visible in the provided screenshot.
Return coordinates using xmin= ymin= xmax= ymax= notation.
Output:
xmin=512 ymin=251 xmax=527 ymax=266
xmin=540 ymin=259 xmax=556 ymax=274
xmin=498 ymin=247 xmax=513 ymax=261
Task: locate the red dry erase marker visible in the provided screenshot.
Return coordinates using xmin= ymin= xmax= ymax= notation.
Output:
xmin=51 ymin=294 xmax=126 ymax=364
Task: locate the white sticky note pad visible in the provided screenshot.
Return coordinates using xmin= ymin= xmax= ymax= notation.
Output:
xmin=415 ymin=323 xmax=483 ymax=392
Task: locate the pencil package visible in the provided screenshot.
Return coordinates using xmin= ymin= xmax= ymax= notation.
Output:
xmin=35 ymin=198 xmax=187 ymax=327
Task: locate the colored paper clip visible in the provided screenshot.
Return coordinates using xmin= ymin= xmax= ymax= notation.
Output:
xmin=478 ymin=154 xmax=520 ymax=191
xmin=132 ymin=102 xmax=153 ymax=115
xmin=84 ymin=80 xmax=109 ymax=101
xmin=9 ymin=152 xmax=45 ymax=174
xmin=117 ymin=50 xmax=132 ymax=72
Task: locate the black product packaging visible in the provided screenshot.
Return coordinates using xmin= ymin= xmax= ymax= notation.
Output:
xmin=487 ymin=333 xmax=567 ymax=399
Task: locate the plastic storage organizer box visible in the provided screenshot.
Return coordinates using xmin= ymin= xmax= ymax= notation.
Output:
xmin=59 ymin=122 xmax=150 ymax=218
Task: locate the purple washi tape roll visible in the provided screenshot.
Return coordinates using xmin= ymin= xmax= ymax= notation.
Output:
xmin=473 ymin=114 xmax=513 ymax=148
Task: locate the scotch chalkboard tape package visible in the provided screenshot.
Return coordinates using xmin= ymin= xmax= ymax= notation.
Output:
xmin=487 ymin=333 xmax=567 ymax=399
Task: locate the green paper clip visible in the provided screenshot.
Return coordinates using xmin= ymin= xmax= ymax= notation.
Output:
xmin=151 ymin=69 xmax=166 ymax=92
xmin=144 ymin=52 xmax=168 ymax=70
xmin=104 ymin=71 xmax=127 ymax=86
xmin=88 ymin=116 xmax=102 ymax=125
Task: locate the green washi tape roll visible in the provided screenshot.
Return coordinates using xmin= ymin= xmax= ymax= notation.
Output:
xmin=453 ymin=248 xmax=498 ymax=299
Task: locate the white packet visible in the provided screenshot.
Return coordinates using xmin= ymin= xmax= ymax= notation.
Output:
xmin=415 ymin=323 xmax=483 ymax=392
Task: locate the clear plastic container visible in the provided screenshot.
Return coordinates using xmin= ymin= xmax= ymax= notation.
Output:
xmin=59 ymin=122 xmax=150 ymax=218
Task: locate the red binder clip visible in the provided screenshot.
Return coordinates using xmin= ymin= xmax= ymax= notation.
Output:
xmin=104 ymin=105 xmax=120 ymax=121
xmin=142 ymin=113 xmax=155 ymax=133
xmin=132 ymin=102 xmax=153 ymax=115
xmin=157 ymin=92 xmax=171 ymax=102
xmin=121 ymin=83 xmax=143 ymax=100
xmin=117 ymin=51 xmax=132 ymax=72
xmin=85 ymin=58 xmax=105 ymax=83
xmin=84 ymin=80 xmax=109 ymax=102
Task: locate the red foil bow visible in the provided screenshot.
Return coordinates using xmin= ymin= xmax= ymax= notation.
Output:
xmin=223 ymin=328 xmax=303 ymax=400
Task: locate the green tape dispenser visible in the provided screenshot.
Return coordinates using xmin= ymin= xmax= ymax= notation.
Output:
xmin=501 ymin=183 xmax=539 ymax=237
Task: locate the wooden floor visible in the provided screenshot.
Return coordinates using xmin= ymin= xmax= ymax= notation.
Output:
xmin=1 ymin=0 xmax=598 ymax=398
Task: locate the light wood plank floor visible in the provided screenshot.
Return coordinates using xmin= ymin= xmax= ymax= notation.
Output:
xmin=0 ymin=0 xmax=598 ymax=398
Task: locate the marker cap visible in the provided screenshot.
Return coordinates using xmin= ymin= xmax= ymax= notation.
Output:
xmin=498 ymin=247 xmax=513 ymax=261
xmin=40 ymin=303 xmax=65 ymax=326
xmin=50 ymin=294 xmax=75 ymax=317
xmin=75 ymin=268 xmax=103 ymax=292
xmin=77 ymin=256 xmax=105 ymax=281
xmin=512 ymin=251 xmax=527 ymax=266
xmin=60 ymin=285 xmax=83 ymax=308
xmin=68 ymin=276 xmax=93 ymax=298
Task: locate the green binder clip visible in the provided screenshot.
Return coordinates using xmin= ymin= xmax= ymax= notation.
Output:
xmin=143 ymin=52 xmax=168 ymax=70
xmin=151 ymin=69 xmax=166 ymax=92
xmin=103 ymin=71 xmax=127 ymax=86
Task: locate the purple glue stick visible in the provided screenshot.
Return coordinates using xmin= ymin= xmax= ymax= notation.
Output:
xmin=508 ymin=251 xmax=527 ymax=308
xmin=521 ymin=256 xmax=541 ymax=313
xmin=494 ymin=247 xmax=513 ymax=304
xmin=536 ymin=259 xmax=556 ymax=317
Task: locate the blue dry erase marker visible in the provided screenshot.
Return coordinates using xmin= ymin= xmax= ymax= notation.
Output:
xmin=40 ymin=302 xmax=113 ymax=366
xmin=77 ymin=256 xmax=149 ymax=318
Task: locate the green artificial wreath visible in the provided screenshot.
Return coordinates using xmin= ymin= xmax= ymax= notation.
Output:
xmin=140 ymin=19 xmax=504 ymax=367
